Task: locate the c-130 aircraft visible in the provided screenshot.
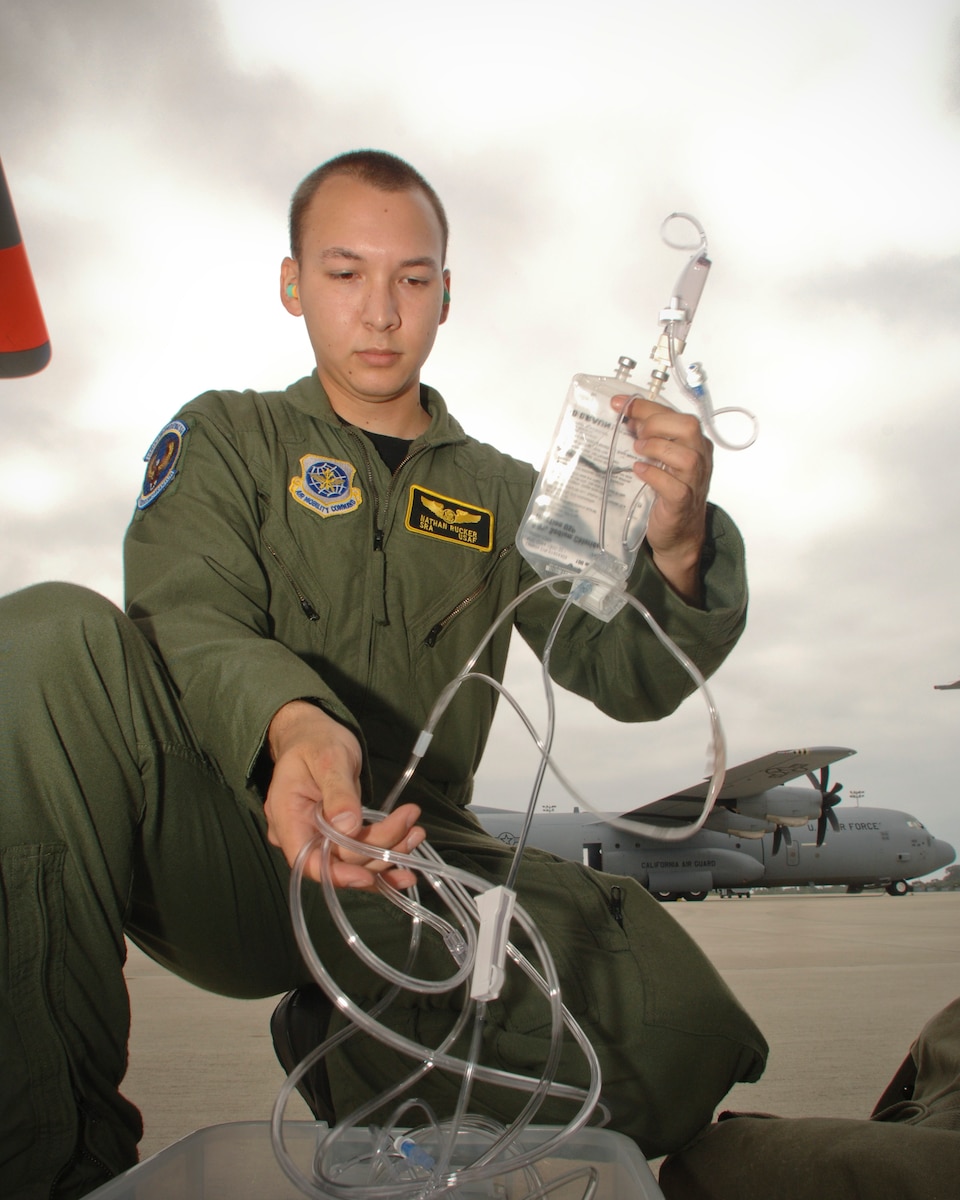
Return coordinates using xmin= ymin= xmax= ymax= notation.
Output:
xmin=476 ymin=747 xmax=956 ymax=901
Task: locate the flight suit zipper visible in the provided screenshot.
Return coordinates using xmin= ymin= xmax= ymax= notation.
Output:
xmin=349 ymin=432 xmax=428 ymax=549
xmin=424 ymin=546 xmax=512 ymax=647
xmin=262 ymin=538 xmax=320 ymax=621
xmin=346 ymin=430 xmax=429 ymax=626
xmin=47 ymin=1102 xmax=114 ymax=1199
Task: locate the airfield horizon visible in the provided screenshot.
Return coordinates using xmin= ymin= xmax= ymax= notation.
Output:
xmin=122 ymin=890 xmax=960 ymax=1164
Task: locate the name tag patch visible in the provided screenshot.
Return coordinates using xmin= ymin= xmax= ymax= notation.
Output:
xmin=405 ymin=486 xmax=493 ymax=551
xmin=290 ymin=455 xmax=362 ymax=517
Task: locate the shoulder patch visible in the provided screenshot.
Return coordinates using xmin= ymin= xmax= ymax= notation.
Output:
xmin=405 ymin=486 xmax=494 ymax=551
xmin=289 ymin=455 xmax=362 ymax=517
xmin=138 ymin=419 xmax=188 ymax=509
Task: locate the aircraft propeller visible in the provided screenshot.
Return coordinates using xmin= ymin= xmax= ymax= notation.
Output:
xmin=771 ymin=824 xmax=792 ymax=856
xmin=806 ymin=765 xmax=843 ymax=846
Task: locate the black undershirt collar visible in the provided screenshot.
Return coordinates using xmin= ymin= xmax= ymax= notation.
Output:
xmin=358 ymin=428 xmax=412 ymax=474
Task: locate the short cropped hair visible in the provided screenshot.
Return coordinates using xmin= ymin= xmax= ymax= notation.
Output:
xmin=289 ymin=149 xmax=449 ymax=264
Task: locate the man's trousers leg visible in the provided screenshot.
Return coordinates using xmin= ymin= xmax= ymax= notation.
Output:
xmin=658 ymin=997 xmax=960 ymax=1199
xmin=0 ymin=583 xmax=304 ymax=1200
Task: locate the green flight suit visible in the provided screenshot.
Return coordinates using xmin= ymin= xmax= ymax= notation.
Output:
xmin=660 ymin=996 xmax=960 ymax=1200
xmin=0 ymin=374 xmax=766 ymax=1198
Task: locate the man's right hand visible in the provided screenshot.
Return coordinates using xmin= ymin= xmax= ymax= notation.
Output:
xmin=264 ymin=700 xmax=424 ymax=889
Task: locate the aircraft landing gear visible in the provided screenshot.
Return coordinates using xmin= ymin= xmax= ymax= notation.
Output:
xmin=650 ymin=890 xmax=709 ymax=902
xmin=886 ymin=879 xmax=912 ymax=897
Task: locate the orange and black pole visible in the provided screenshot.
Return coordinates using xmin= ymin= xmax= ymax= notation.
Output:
xmin=1 ymin=157 xmax=50 ymax=377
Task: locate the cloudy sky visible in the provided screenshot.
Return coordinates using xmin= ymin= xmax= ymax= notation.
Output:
xmin=3 ymin=0 xmax=960 ymax=866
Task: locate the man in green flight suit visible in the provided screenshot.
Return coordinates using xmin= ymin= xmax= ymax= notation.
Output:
xmin=0 ymin=150 xmax=766 ymax=1199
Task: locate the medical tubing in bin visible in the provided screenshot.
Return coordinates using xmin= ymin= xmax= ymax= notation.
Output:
xmin=272 ymin=588 xmax=723 ymax=1197
xmin=312 ymin=831 xmax=588 ymax=1115
xmin=274 ymin=827 xmax=604 ymax=1198
xmin=279 ymin=583 xmax=729 ymax=1190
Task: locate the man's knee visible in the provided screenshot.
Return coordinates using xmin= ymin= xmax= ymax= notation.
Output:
xmin=3 ymin=580 xmax=124 ymax=634
xmin=2 ymin=582 xmax=143 ymax=690
xmin=2 ymin=582 xmax=132 ymax=667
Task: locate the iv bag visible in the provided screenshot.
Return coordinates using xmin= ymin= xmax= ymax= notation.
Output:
xmin=517 ymin=359 xmax=657 ymax=621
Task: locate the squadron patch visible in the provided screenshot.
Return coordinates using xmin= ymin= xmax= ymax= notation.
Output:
xmin=289 ymin=455 xmax=362 ymax=517
xmin=138 ymin=420 xmax=187 ymax=509
xmin=405 ymin=486 xmax=494 ymax=552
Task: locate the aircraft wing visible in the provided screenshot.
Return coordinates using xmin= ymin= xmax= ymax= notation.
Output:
xmin=621 ymin=746 xmax=857 ymax=820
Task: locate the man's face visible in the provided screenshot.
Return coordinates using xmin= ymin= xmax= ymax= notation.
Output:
xmin=281 ymin=174 xmax=449 ymax=423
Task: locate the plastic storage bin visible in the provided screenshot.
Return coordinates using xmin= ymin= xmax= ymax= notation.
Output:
xmin=84 ymin=1120 xmax=665 ymax=1198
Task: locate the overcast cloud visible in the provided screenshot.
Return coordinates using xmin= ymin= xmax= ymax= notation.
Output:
xmin=2 ymin=0 xmax=959 ymax=863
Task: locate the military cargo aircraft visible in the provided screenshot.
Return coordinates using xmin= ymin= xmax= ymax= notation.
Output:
xmin=476 ymin=746 xmax=956 ymax=901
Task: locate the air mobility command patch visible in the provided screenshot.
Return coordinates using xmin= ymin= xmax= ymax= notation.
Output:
xmin=289 ymin=455 xmax=362 ymax=517
xmin=138 ymin=419 xmax=187 ymax=509
xmin=405 ymin=486 xmax=493 ymax=551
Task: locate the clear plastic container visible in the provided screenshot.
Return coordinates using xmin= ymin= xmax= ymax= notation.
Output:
xmin=84 ymin=1121 xmax=665 ymax=1199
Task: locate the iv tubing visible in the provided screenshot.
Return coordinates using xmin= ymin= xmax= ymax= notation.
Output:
xmin=502 ymin=585 xmax=579 ymax=892
xmin=665 ymin=327 xmax=757 ymax=451
xmin=598 ymin=399 xmax=655 ymax=559
xmin=382 ymin=570 xmax=726 ymax=842
xmin=273 ymin=579 xmax=725 ymax=1198
xmin=274 ymin=561 xmax=728 ymax=1192
xmin=276 ymin=829 xmax=604 ymax=1198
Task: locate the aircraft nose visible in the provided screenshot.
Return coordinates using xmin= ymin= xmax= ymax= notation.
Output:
xmin=932 ymin=839 xmax=956 ymax=870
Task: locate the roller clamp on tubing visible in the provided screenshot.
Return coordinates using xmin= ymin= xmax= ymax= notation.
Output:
xmin=471 ymin=884 xmax=517 ymax=1001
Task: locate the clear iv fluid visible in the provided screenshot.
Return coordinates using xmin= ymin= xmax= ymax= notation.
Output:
xmin=516 ymin=357 xmax=657 ymax=621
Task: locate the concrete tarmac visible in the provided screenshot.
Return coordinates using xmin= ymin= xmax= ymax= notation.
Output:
xmin=123 ymin=890 xmax=960 ymax=1163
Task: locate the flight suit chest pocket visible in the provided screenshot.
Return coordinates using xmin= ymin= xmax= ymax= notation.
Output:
xmin=259 ymin=512 xmax=331 ymax=641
